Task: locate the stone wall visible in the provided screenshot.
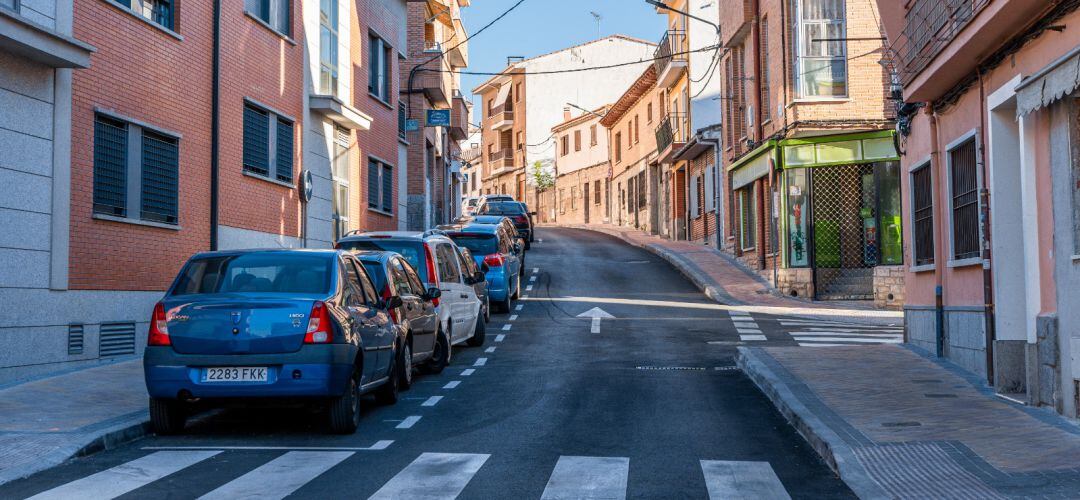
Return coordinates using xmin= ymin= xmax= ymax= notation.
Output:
xmin=873 ymin=265 xmax=905 ymax=309
xmin=775 ymin=267 xmax=813 ymax=300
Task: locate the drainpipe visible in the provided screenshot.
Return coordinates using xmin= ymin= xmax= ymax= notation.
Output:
xmin=209 ymin=0 xmax=221 ymax=251
xmin=929 ymin=105 xmax=945 ymax=358
xmin=753 ymin=0 xmax=765 ymax=272
xmin=977 ymin=70 xmax=996 ymax=385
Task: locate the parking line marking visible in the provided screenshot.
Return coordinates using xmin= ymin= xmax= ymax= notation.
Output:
xmin=495 ymin=334 xmax=505 ymax=342
xmin=474 ymin=358 xmax=488 ymax=366
xmin=509 ymin=315 xmax=518 ymax=321
xmin=740 ymin=334 xmax=768 ymax=341
xmin=443 ymin=381 xmax=461 ymax=389
xmin=502 ymin=324 xmax=512 ymax=331
xmin=396 ymin=416 xmax=421 ymax=429
xmin=199 ymin=451 xmax=353 ymax=500
xmin=526 ymin=285 xmax=534 ymax=291
xmin=530 ymin=276 xmax=537 ymax=282
xmin=461 ymin=369 xmax=475 ymax=376
xmin=515 ymin=304 xmax=523 ymax=311
xmin=421 ymin=396 xmax=443 ymax=407
xmin=142 ymin=442 xmax=393 ymax=451
xmin=521 ymin=294 xmax=529 ymax=299
xmin=533 ymin=267 xmax=539 ymax=273
xmin=27 ymin=451 xmax=221 ymax=500
xmin=485 ymin=347 xmax=496 ymax=353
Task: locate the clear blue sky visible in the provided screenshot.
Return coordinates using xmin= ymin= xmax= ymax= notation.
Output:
xmin=460 ymin=0 xmax=666 ymax=104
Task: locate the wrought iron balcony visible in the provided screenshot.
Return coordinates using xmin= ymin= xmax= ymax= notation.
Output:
xmin=893 ymin=0 xmax=989 ymax=85
xmin=653 ymin=30 xmax=689 ymax=88
xmin=655 ymin=112 xmax=689 ymax=158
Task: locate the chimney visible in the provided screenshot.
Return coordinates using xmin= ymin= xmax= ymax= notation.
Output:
xmin=563 ymin=107 xmax=572 ymax=121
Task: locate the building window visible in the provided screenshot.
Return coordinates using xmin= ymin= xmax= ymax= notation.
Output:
xmin=590 ymin=125 xmax=598 ymax=146
xmin=911 ymin=162 xmax=934 ymax=266
xmin=570 ymin=186 xmax=577 ymax=210
xmin=318 ymin=0 xmax=339 ymax=95
xmin=331 ymin=127 xmax=350 ymax=241
xmin=516 ymin=131 xmax=523 ymax=150
xmin=738 ymin=186 xmax=757 ymax=250
xmin=633 ymin=115 xmax=640 ymax=144
xmin=368 ymin=157 xmax=394 ymax=214
xmin=647 ymin=102 xmax=653 ymax=123
xmin=515 ymin=82 xmax=521 ymax=102
xmin=369 ymin=34 xmax=393 ymax=102
xmin=594 ymin=180 xmax=601 ymax=205
xmin=0 ymin=0 xmax=16 ymax=11
xmin=243 ymin=102 xmax=294 ymax=184
xmin=561 ymin=135 xmax=569 ymax=156
xmin=797 ymin=0 xmax=846 ymax=98
xmin=636 ymin=171 xmax=646 ymax=209
xmin=93 ymin=113 xmax=179 ymax=225
xmin=690 ymin=174 xmax=700 ymax=219
xmin=112 ymin=0 xmax=174 ymax=30
xmin=760 ymin=17 xmax=770 ymax=122
xmin=574 ymin=130 xmax=582 ymax=152
xmin=949 ymin=138 xmax=980 ymax=260
xmin=614 ymin=132 xmax=622 ymax=163
xmin=245 ymin=0 xmax=289 ymax=36
xmin=398 ymin=103 xmax=407 ymax=140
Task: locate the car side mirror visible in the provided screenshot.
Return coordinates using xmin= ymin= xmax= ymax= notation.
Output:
xmin=513 ymin=243 xmax=522 ymax=253
xmin=473 ymin=271 xmax=486 ymax=283
xmin=529 ymin=211 xmax=537 ymax=216
xmin=384 ymin=296 xmax=403 ymax=310
xmin=423 ymin=287 xmax=442 ymax=301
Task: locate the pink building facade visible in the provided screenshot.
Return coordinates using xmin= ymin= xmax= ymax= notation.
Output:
xmin=879 ymin=0 xmax=1080 ymax=418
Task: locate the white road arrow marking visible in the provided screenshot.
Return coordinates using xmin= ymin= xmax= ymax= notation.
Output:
xmin=577 ymin=307 xmax=616 ymax=333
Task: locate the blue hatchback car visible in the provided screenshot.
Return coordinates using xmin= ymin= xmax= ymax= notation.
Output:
xmin=143 ymin=249 xmax=411 ymax=435
xmin=441 ymin=223 xmax=522 ymax=313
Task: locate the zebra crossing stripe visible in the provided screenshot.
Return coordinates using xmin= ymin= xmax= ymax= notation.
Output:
xmin=740 ymin=335 xmax=767 ymax=341
xmin=790 ymin=331 xmax=901 ymax=338
xmin=368 ymin=453 xmax=490 ymax=500
xmin=28 ymin=451 xmax=221 ymax=500
xmin=700 ymin=460 xmax=791 ymax=500
xmin=199 ymin=451 xmax=353 ymax=500
xmin=541 ymin=456 xmax=629 ymax=500
xmin=792 ymin=336 xmax=902 ymax=343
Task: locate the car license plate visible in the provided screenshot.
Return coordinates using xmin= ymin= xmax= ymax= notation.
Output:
xmin=202 ymin=367 xmax=268 ymax=382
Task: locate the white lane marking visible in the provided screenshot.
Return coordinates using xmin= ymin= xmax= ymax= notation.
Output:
xmin=199 ymin=451 xmax=353 ymax=500
xmin=502 ymin=324 xmax=512 ymax=331
xmin=396 ymin=416 xmax=422 ymax=429
xmin=732 ymin=320 xmax=758 ymax=326
xmin=591 ymin=318 xmax=601 ymax=333
xmin=495 ymin=334 xmax=505 ymax=342
xmin=443 ymin=381 xmax=461 ymax=389
xmin=791 ymin=337 xmax=902 ymax=343
xmin=735 ymin=329 xmax=763 ymax=335
xmin=526 ymin=285 xmax=534 ymax=291
xmin=485 ymin=346 xmax=496 ymax=353
xmin=461 ymin=368 xmax=476 ymax=376
xmin=368 ymin=453 xmax=490 ymax=500
xmin=521 ymin=294 xmax=529 ymax=299
xmin=28 ymin=451 xmax=221 ymax=500
xmin=529 ymin=276 xmax=537 ymax=282
xmin=509 ymin=314 xmax=519 ymax=321
xmin=515 ymin=304 xmax=523 ymax=311
xmin=740 ymin=334 xmax=768 ymax=341
xmin=474 ymin=357 xmax=488 ymax=366
xmin=795 ymin=327 xmax=904 ymax=333
xmin=532 ymin=267 xmax=539 ymax=273
xmin=798 ymin=343 xmax=851 ymax=347
xmin=421 ymin=396 xmax=443 ymax=406
xmin=143 ymin=442 xmax=392 ymax=451
xmin=700 ymin=460 xmax=791 ymax=500
xmin=541 ymin=456 xmax=629 ymax=500
xmin=788 ymin=331 xmax=902 ymax=338
xmin=729 ymin=311 xmax=752 ymax=316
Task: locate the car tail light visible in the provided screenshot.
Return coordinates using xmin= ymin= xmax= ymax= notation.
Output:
xmin=484 ymin=253 xmax=505 ymax=267
xmin=513 ymin=215 xmax=528 ymax=225
xmin=424 ymin=243 xmax=440 ymax=307
xmin=304 ymin=301 xmax=333 ymax=344
xmin=382 ymin=284 xmax=398 ymax=323
xmin=148 ymin=302 xmax=171 ymax=346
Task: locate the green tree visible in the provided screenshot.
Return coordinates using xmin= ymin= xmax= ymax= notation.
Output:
xmin=530 ymin=161 xmax=554 ymax=191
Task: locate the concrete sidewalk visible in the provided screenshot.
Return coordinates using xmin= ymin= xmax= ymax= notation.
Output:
xmin=0 ymin=360 xmax=150 ymax=486
xmin=738 ymin=345 xmax=1080 ymax=499
xmin=558 ymin=223 xmax=903 ymax=327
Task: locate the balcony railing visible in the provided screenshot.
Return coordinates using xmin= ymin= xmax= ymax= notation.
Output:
xmin=424 ymin=39 xmax=442 ymax=53
xmin=418 ymin=69 xmax=450 ymax=108
xmin=653 ymin=30 xmax=688 ymax=83
xmin=655 ymin=112 xmax=689 ymax=155
xmin=488 ymin=148 xmax=515 ymax=172
xmin=893 ymin=0 xmax=989 ymax=85
xmin=489 ymin=102 xmax=514 ymax=130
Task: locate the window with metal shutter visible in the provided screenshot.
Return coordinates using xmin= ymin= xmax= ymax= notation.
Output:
xmin=140 ymin=130 xmax=179 ymax=224
xmin=368 ymin=159 xmax=380 ymax=208
xmin=949 ymin=138 xmax=979 ymax=260
xmin=93 ymin=115 xmax=129 ymax=217
xmin=243 ymin=104 xmax=270 ymax=176
xmin=381 ymin=164 xmax=393 ymax=213
xmin=276 ymin=118 xmax=294 ymax=182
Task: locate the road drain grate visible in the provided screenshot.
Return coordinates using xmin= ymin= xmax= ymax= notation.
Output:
xmin=881 ymin=421 xmax=922 ymax=428
xmin=636 ymin=366 xmax=738 ymax=371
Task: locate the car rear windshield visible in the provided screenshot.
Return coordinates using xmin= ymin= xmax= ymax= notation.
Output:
xmin=338 ymin=240 xmax=428 ymax=282
xmin=478 ymin=202 xmax=525 ymax=215
xmin=448 ymin=233 xmax=498 ymax=256
xmin=171 ymin=253 xmax=333 ymax=296
xmin=359 ymin=260 xmax=387 ymax=293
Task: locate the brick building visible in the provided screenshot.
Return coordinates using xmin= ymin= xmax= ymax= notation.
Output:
xmin=552 ymin=106 xmax=611 ymax=224
xmin=601 ymin=66 xmax=661 ymax=233
xmin=717 ymin=0 xmax=899 ymax=304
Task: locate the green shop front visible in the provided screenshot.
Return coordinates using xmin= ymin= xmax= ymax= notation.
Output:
xmin=730 ymin=131 xmax=903 ymax=301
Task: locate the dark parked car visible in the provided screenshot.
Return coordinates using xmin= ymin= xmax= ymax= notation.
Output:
xmin=469 ymin=215 xmax=526 ymax=274
xmin=353 ymin=251 xmax=442 ymax=389
xmin=143 ymin=250 xmax=408 ymax=435
xmin=477 ymin=201 xmax=534 ymax=249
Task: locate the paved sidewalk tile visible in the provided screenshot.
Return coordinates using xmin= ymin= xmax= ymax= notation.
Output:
xmin=738 ymin=345 xmax=1080 ymax=499
xmin=560 ymin=224 xmax=903 ymax=327
xmin=0 ymin=360 xmax=149 ymax=486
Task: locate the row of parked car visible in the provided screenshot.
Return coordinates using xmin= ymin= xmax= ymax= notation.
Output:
xmin=143 ymin=195 xmax=535 ymax=434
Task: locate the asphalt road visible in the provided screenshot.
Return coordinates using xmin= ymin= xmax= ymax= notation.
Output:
xmin=0 ymin=227 xmax=855 ymax=499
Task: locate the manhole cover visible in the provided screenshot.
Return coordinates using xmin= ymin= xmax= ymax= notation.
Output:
xmin=881 ymin=421 xmax=922 ymax=428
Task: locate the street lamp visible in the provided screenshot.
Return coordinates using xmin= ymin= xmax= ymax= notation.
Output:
xmin=644 ymin=0 xmax=721 ymax=34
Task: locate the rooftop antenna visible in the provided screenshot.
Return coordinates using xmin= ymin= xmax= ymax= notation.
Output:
xmin=589 ymin=11 xmax=602 ymax=39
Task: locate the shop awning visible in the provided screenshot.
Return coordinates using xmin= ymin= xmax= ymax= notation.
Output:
xmin=780 ymin=130 xmax=898 ymax=169
xmin=1017 ymin=44 xmax=1080 ymax=117
xmin=729 ymin=140 xmax=776 ymax=190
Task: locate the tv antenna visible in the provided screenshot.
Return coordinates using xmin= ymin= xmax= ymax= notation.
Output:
xmin=589 ymin=11 xmax=602 ymax=39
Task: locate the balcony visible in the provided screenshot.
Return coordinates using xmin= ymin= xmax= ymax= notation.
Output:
xmin=489 ymin=102 xmax=514 ymax=131
xmin=417 ymin=66 xmax=450 ymax=109
xmin=450 ymin=92 xmax=469 ymax=141
xmin=653 ymin=30 xmax=688 ymax=88
xmin=447 ymin=18 xmax=469 ymax=67
xmin=488 ymin=148 xmax=516 ymax=176
xmin=655 ymin=112 xmax=689 ymax=163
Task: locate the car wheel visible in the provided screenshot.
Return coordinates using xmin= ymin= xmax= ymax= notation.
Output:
xmin=467 ymin=313 xmax=486 ymax=347
xmin=375 ymin=347 xmax=400 ymax=406
xmin=149 ymin=397 xmax=186 ymax=435
xmin=484 ymin=297 xmax=491 ymax=322
xmin=525 ymin=239 xmax=532 ymax=250
xmin=496 ymin=293 xmax=511 ymax=313
xmin=328 ymin=367 xmax=361 ymax=434
xmin=530 ymin=232 xmax=535 ymax=243
xmin=399 ymin=339 xmax=414 ymax=390
xmin=423 ymin=328 xmax=451 ymax=374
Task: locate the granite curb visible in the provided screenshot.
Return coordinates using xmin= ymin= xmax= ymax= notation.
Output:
xmin=736 ymin=347 xmax=891 ymax=499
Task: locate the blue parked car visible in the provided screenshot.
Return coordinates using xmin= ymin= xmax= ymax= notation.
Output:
xmin=143 ymin=249 xmax=422 ymax=435
xmin=440 ymin=223 xmax=522 ymax=313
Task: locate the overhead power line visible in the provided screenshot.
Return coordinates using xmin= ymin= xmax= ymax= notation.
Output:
xmin=431 ymin=44 xmax=722 ymax=77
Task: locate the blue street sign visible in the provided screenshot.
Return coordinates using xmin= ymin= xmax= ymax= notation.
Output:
xmin=405 ymin=119 xmax=420 ymax=132
xmin=426 ymin=109 xmax=451 ymax=127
